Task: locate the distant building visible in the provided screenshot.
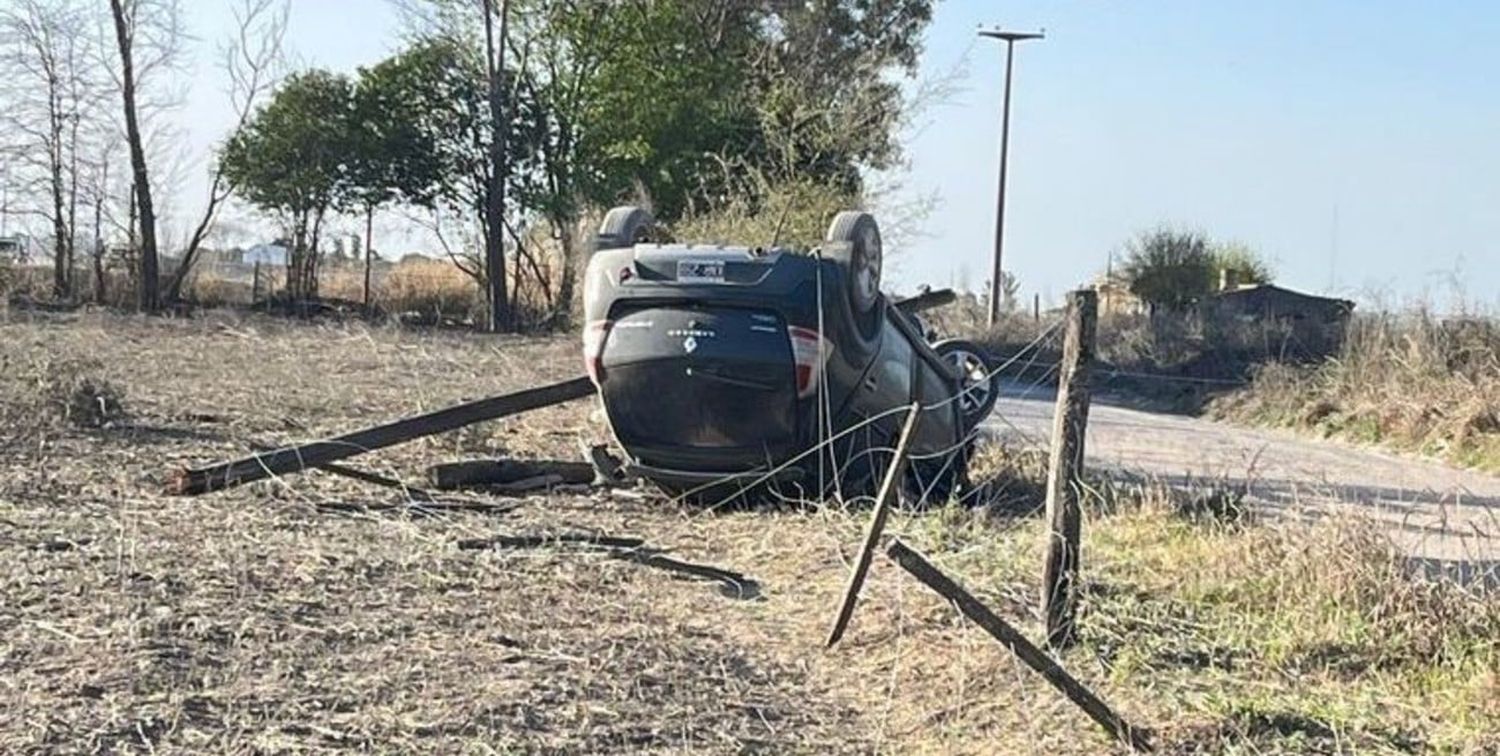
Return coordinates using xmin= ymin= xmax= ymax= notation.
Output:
xmin=1092 ymin=275 xmax=1144 ymax=316
xmin=1205 ymin=275 xmax=1354 ymax=326
xmin=1204 ymin=272 xmax=1354 ymax=359
xmin=243 ymin=242 xmax=288 ymax=266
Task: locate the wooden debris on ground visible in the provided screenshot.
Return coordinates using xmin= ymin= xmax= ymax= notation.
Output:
xmin=165 ymin=376 xmax=594 ymax=496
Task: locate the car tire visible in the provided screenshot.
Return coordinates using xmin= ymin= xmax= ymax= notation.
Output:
xmin=824 ymin=211 xmax=883 ymax=336
xmin=596 ymin=206 xmax=655 ymax=251
xmin=933 ymin=339 xmax=1000 ymax=429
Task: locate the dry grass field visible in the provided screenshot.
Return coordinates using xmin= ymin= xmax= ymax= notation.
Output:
xmin=1 ymin=310 xmax=1495 ymax=754
xmin=1213 ymin=312 xmax=1500 ymax=473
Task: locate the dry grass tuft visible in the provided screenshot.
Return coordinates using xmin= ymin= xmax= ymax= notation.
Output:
xmin=0 ymin=349 xmax=126 ymax=437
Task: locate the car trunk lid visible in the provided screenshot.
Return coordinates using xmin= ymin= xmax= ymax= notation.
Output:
xmin=596 ymin=305 xmax=798 ymax=468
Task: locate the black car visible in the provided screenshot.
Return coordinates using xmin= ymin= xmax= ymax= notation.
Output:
xmin=582 ymin=206 xmax=999 ymax=502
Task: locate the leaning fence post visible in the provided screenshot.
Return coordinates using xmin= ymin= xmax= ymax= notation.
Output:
xmin=1042 ymin=289 xmax=1097 ymax=649
xmin=825 ymin=402 xmax=921 ymax=647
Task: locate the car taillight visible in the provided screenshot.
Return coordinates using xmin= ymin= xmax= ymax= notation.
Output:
xmin=788 ymin=325 xmax=833 ymax=398
xmin=583 ymin=319 xmax=612 ymax=384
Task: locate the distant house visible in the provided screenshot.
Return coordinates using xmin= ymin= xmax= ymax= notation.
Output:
xmin=1205 ymin=281 xmax=1354 ymax=326
xmin=243 ymin=242 xmax=288 ymax=266
xmin=1204 ymin=273 xmax=1354 ymax=359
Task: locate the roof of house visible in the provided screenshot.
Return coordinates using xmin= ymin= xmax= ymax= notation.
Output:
xmin=1207 ymin=283 xmax=1354 ymax=314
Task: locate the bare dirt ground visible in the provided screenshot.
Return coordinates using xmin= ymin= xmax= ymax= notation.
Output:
xmin=2 ymin=311 xmax=1494 ymax=754
xmin=989 ymin=381 xmax=1500 ymax=572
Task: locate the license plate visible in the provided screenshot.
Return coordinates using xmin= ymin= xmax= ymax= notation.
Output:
xmin=677 ymin=260 xmax=725 ymax=283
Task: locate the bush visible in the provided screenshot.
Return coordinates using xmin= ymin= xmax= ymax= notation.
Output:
xmin=1120 ymin=227 xmax=1217 ymax=311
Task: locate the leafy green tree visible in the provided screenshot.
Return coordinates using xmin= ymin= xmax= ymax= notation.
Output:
xmin=1120 ymin=228 xmax=1216 ymax=311
xmin=393 ymin=0 xmax=935 ymax=325
xmin=221 ymin=69 xmax=353 ymax=300
xmin=347 ymin=49 xmax=458 ymax=307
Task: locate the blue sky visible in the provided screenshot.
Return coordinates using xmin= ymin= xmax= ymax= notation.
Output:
xmin=180 ymin=1 xmax=1499 ymax=311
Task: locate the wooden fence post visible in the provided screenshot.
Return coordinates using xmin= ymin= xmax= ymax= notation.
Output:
xmin=1042 ymin=289 xmax=1097 ymax=649
xmin=252 ymin=261 xmax=261 ymax=304
xmin=825 ymin=402 xmax=921 ymax=647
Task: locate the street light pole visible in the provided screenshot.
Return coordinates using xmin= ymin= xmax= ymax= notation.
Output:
xmin=979 ymin=28 xmax=1044 ymax=327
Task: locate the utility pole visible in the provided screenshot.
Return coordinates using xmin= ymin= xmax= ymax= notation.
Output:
xmin=979 ymin=28 xmax=1044 ymax=327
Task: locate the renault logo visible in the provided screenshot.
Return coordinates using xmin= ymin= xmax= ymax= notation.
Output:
xmin=683 ymin=336 xmax=698 ymax=354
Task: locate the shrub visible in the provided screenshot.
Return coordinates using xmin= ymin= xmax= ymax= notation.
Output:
xmin=1120 ymin=227 xmax=1216 ymax=311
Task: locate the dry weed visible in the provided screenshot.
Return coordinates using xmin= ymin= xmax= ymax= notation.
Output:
xmin=1215 ymin=312 xmax=1500 ymax=471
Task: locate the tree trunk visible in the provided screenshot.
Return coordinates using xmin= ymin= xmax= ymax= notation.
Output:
xmin=287 ymin=213 xmax=307 ymax=300
xmin=362 ymin=204 xmax=374 ymax=312
xmin=92 ymin=164 xmax=106 ymax=303
xmin=307 ymin=206 xmax=325 ymax=299
xmin=49 ymin=160 xmax=68 ymax=299
xmin=109 ymin=0 xmax=160 ymax=313
xmin=48 ymin=110 xmax=69 ymax=299
xmin=555 ymin=215 xmax=577 ymax=325
xmin=65 ymin=113 xmax=81 ymax=297
xmin=481 ymin=0 xmax=510 ymax=332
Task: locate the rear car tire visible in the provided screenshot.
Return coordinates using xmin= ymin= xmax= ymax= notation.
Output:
xmin=596 ymin=206 xmax=655 ymax=251
xmin=824 ymin=212 xmax=883 ymax=329
xmin=933 ymin=339 xmax=1000 ymax=430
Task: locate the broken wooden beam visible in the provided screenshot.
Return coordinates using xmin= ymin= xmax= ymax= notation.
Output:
xmin=166 ymin=376 xmax=595 ymax=496
xmin=427 ymin=458 xmax=596 ymax=490
xmin=886 ymin=539 xmax=1152 ymax=752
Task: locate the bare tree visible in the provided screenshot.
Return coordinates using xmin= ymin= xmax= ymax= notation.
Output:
xmin=105 ymin=0 xmax=183 ymax=312
xmin=162 ymin=0 xmax=286 ymax=303
xmin=0 ymin=0 xmax=100 ymax=300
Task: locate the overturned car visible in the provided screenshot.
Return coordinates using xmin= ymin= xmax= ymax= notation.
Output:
xmin=582 ymin=207 xmax=998 ymax=502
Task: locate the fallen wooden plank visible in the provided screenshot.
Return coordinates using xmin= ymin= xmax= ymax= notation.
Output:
xmin=166 ymin=376 xmax=595 ymax=496
xmin=825 ymin=402 xmax=921 ymax=647
xmin=886 ymin=539 xmax=1153 ymax=752
xmin=427 ymin=459 xmax=596 ymax=490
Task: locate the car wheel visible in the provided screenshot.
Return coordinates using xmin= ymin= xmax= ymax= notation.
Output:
xmin=596 ymin=206 xmax=655 ymax=251
xmin=824 ymin=212 xmax=883 ymax=328
xmin=934 ymin=339 xmax=1000 ymax=429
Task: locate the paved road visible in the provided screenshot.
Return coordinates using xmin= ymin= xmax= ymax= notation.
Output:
xmin=984 ymin=381 xmax=1500 ymax=579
